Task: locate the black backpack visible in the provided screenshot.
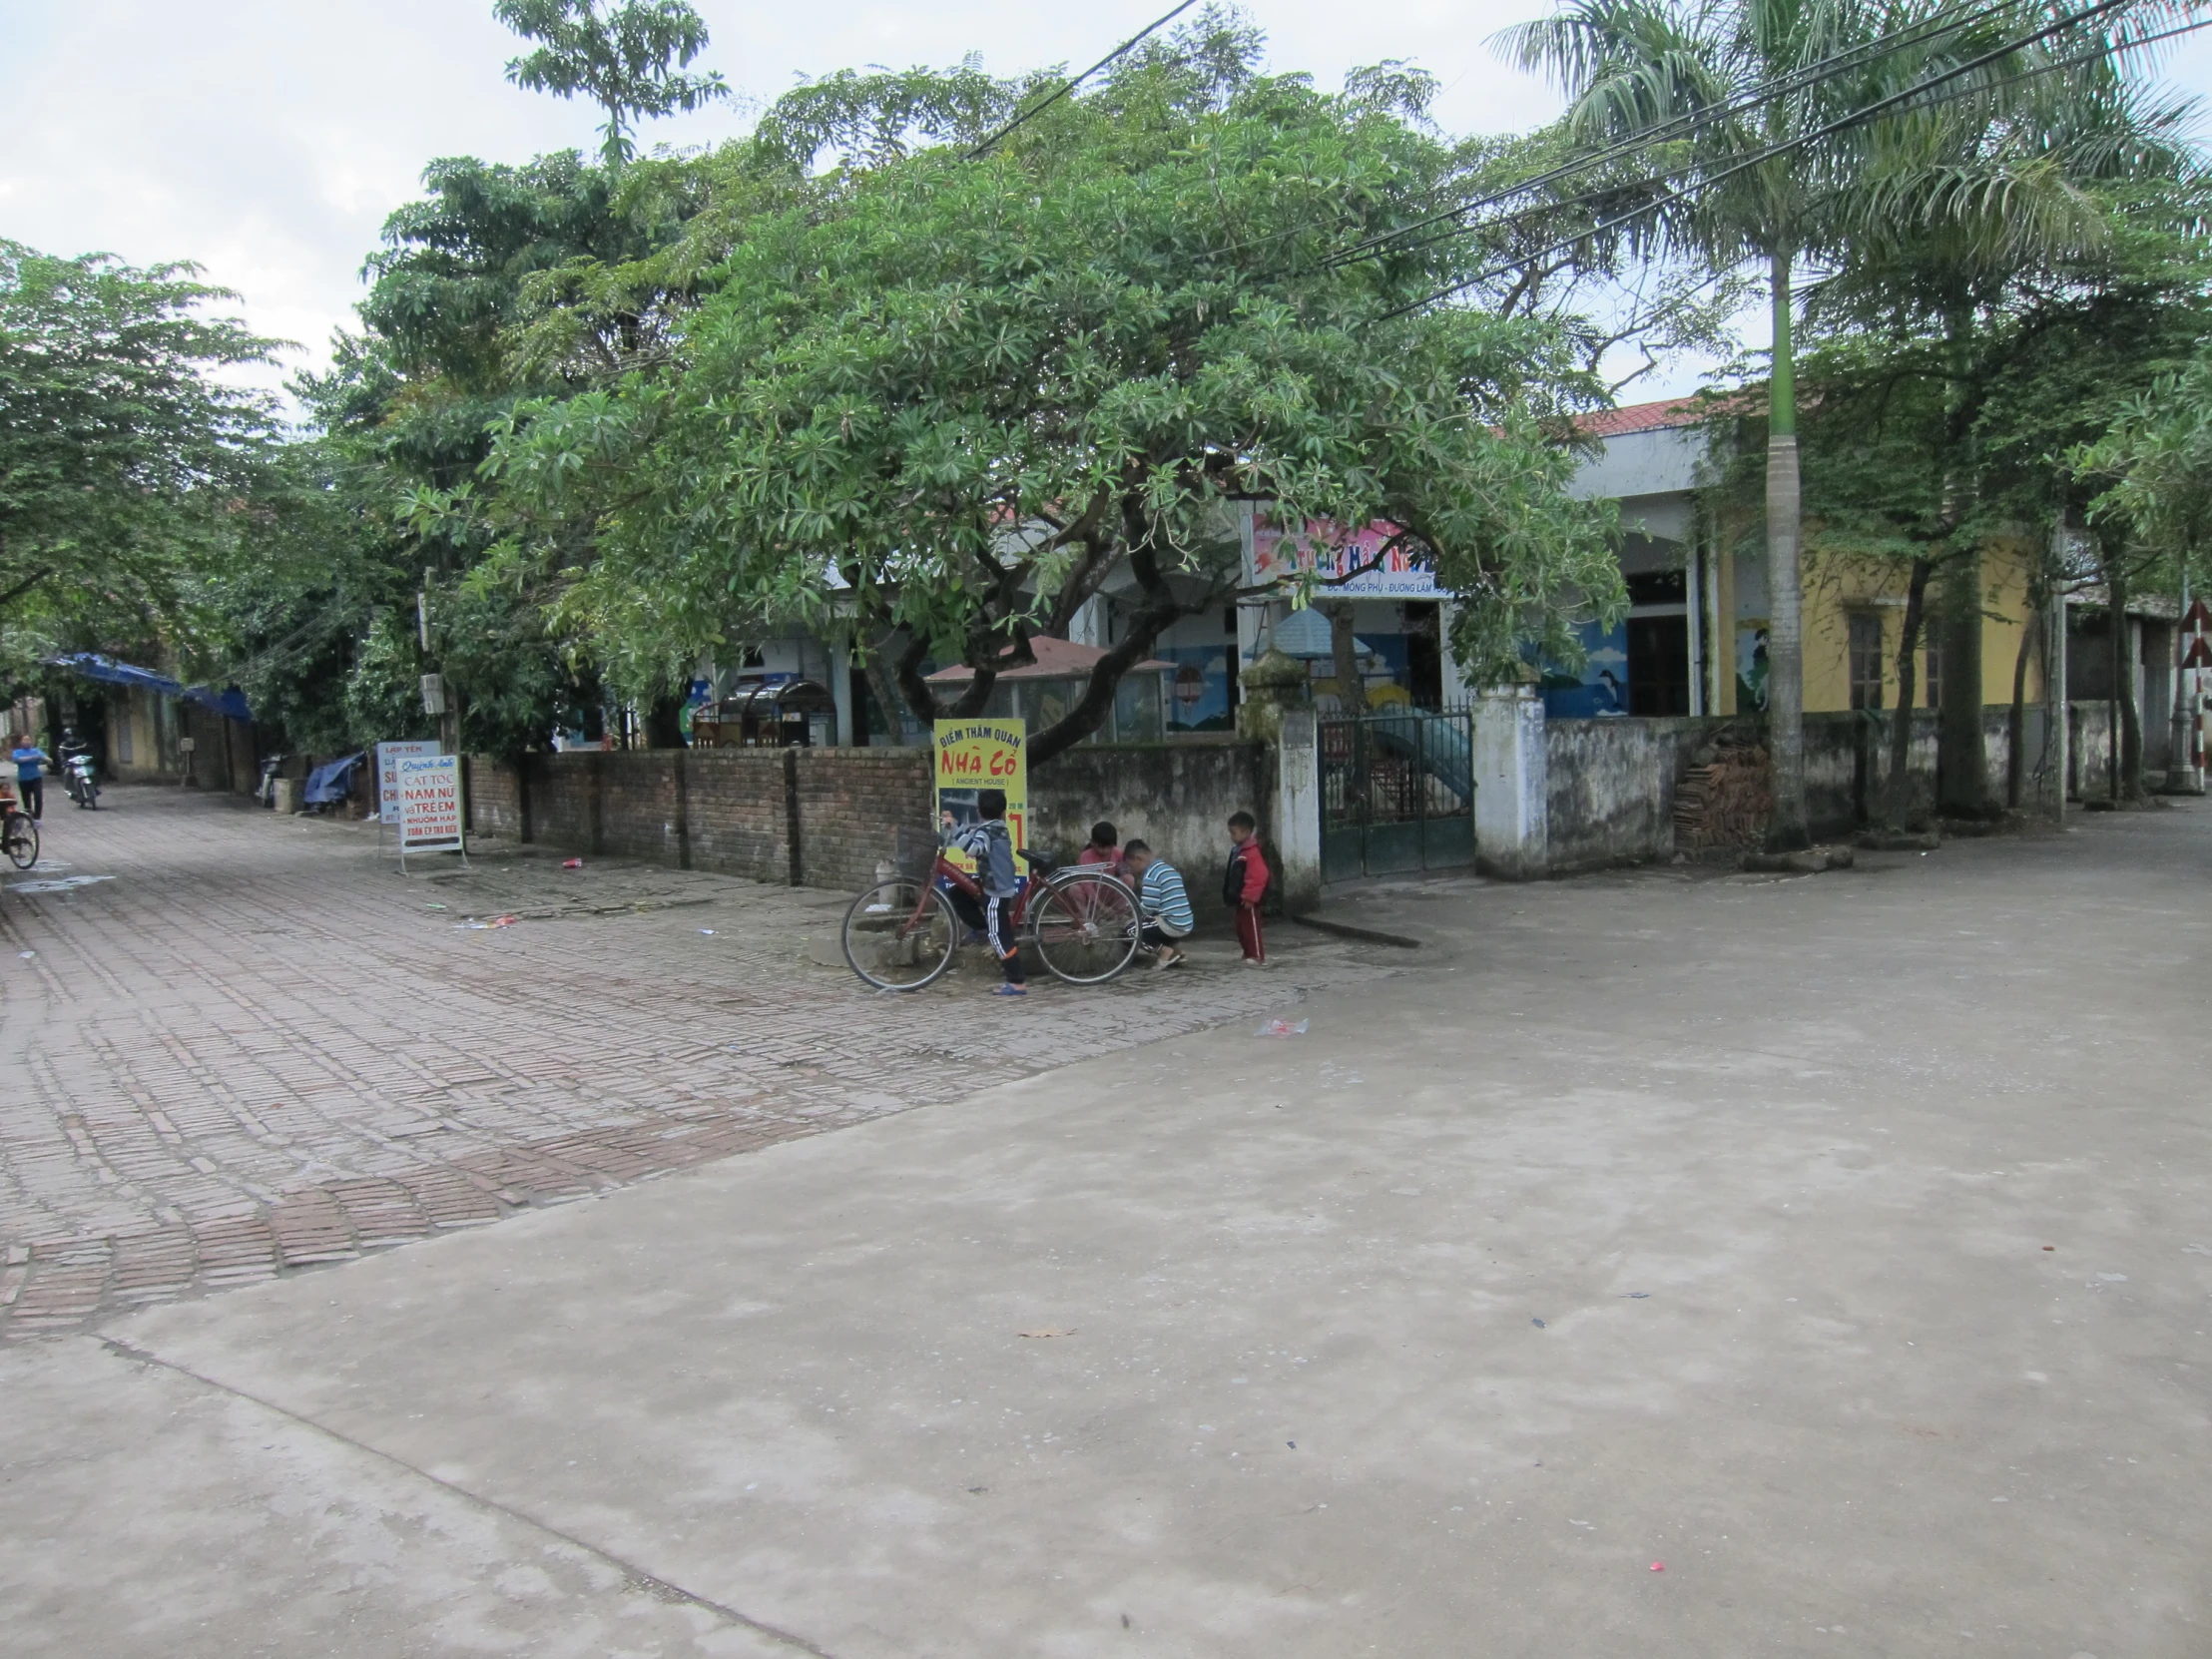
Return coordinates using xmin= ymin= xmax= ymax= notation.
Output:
xmin=1223 ymin=842 xmax=1254 ymax=907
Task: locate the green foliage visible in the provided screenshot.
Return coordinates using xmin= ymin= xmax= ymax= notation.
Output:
xmin=496 ymin=0 xmax=727 ymax=170
xmin=0 ymin=242 xmax=278 ymax=689
xmin=2076 ymin=342 xmax=2212 ymax=587
xmin=227 ymin=146 xmax=711 ymax=756
xmin=481 ymin=19 xmax=1624 ymax=762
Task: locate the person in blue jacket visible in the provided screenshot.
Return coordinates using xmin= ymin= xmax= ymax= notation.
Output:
xmin=951 ymin=789 xmax=1027 ymax=997
xmin=11 ymin=735 xmax=53 ymax=821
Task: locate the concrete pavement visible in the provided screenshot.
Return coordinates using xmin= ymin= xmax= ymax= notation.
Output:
xmin=6 ymin=803 xmax=2210 ymax=1656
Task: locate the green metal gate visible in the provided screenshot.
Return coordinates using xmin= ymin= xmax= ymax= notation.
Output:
xmin=1320 ymin=707 xmax=1475 ymax=880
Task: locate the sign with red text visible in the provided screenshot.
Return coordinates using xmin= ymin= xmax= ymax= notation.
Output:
xmin=377 ymin=740 xmax=441 ymax=823
xmin=395 ymin=753 xmax=464 ymax=857
xmin=933 ymin=718 xmax=1027 ymax=858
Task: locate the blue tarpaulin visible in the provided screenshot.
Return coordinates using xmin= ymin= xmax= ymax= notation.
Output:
xmin=304 ymin=751 xmax=366 ymax=806
xmin=46 ymin=654 xmax=253 ymax=722
xmin=185 ymin=685 xmax=254 ymax=721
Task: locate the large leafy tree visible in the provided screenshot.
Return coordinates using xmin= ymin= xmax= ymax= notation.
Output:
xmin=496 ymin=0 xmax=728 ymax=170
xmin=1707 ymin=195 xmax=2212 ymax=811
xmin=483 ymin=22 xmax=1626 ymax=765
xmin=1504 ymin=0 xmax=2176 ymax=847
xmin=225 ymin=149 xmax=711 ymax=757
xmin=0 ymin=242 xmax=276 ymax=686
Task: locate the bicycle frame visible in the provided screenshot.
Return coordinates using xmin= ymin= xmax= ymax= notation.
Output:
xmin=916 ymin=852 xmax=1037 ymax=927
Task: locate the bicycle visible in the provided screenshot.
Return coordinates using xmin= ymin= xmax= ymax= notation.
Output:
xmin=2 ymin=805 xmax=36 ymax=870
xmin=842 ymin=844 xmax=1140 ymax=991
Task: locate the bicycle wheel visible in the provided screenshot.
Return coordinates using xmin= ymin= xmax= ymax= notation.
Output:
xmin=842 ymin=878 xmax=959 ymax=990
xmin=3 ymin=811 xmax=37 ymax=870
xmin=1029 ymin=869 xmax=1141 ymax=984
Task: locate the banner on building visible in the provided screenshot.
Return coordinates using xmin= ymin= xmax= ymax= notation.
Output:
xmin=1245 ymin=509 xmax=1439 ymax=599
xmin=376 ymin=740 xmax=442 ymax=823
xmin=395 ymin=753 xmax=465 ymax=864
xmin=933 ymin=718 xmax=1027 ymax=861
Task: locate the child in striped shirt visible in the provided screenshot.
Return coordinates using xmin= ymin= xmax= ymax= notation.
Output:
xmin=1121 ymin=839 xmax=1194 ymax=969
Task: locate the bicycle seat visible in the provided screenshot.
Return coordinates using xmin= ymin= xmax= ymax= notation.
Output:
xmin=1018 ymin=848 xmax=1055 ymax=872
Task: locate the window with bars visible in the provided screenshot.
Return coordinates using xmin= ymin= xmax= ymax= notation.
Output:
xmin=1925 ymin=638 xmax=1942 ymax=709
xmin=1849 ymin=614 xmax=1885 ymax=711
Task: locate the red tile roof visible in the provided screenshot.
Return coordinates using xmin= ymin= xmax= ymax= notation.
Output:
xmin=1574 ymin=396 xmax=1711 ymax=438
xmin=925 ymin=634 xmax=1174 ymax=683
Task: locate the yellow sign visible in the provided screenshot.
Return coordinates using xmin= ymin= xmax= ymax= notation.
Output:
xmin=934 ymin=718 xmax=1027 ymax=855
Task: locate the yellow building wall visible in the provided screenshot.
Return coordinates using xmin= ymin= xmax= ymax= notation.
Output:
xmin=1787 ymin=539 xmax=2045 ymax=715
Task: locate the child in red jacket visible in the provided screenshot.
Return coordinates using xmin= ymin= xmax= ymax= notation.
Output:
xmin=1224 ymin=811 xmax=1270 ymax=966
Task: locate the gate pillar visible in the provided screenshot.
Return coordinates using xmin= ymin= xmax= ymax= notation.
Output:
xmin=1474 ymin=685 xmax=1548 ymax=880
xmin=1274 ymin=708 xmax=1324 ymax=912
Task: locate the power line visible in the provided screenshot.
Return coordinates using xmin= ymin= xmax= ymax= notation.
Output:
xmin=1327 ymin=0 xmax=2037 ymax=272
xmin=1375 ymin=0 xmax=2181 ymax=323
xmin=964 ymin=0 xmax=1202 ymax=160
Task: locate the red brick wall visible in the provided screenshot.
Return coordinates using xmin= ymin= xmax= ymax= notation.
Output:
xmin=466 ymin=757 xmax=522 ymax=836
xmin=681 ymin=750 xmax=792 ymax=879
xmin=795 ymin=749 xmax=934 ymax=890
xmin=462 ymin=746 xmax=931 ymax=887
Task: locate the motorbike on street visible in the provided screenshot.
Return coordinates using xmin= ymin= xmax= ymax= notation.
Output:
xmin=63 ymin=751 xmax=99 ymax=810
xmin=256 ymin=753 xmax=286 ymax=808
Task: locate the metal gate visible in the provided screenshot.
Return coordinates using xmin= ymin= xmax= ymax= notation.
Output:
xmin=1320 ymin=707 xmax=1475 ymax=880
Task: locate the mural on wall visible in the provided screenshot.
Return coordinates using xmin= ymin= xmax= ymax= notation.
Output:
xmin=1736 ymin=624 xmax=1771 ymax=712
xmin=1537 ymin=619 xmax=1631 ymax=718
xmin=1247 ymin=512 xmax=1439 ymax=598
xmin=1155 ymin=646 xmax=1236 ymax=732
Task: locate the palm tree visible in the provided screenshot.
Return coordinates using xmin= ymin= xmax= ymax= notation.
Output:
xmin=1503 ymin=0 xmax=2176 ymax=846
xmin=1823 ymin=32 xmax=2197 ymax=817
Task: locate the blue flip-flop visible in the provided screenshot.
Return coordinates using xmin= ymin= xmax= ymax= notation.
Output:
xmin=991 ymin=983 xmax=1028 ymax=997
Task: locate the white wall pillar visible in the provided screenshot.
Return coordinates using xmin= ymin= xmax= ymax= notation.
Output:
xmin=1473 ymin=685 xmax=1548 ymax=880
xmin=1274 ymin=707 xmax=1323 ymax=912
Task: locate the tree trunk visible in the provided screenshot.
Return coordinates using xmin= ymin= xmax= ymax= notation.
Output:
xmin=2104 ymin=558 xmax=2132 ymax=802
xmin=857 ymin=635 xmax=916 ymax=746
xmin=1936 ymin=550 xmax=1991 ymax=818
xmin=2005 ymin=586 xmax=2037 ymax=811
xmin=1886 ymin=554 xmax=1931 ymax=827
xmin=1327 ymin=602 xmax=1368 ymax=714
xmin=1762 ymin=249 xmax=1810 ymax=851
xmin=2113 ymin=578 xmax=2143 ymax=801
xmin=643 ymin=692 xmax=687 ymax=750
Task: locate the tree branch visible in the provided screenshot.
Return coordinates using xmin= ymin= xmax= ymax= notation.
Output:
xmin=0 ymin=568 xmax=53 ymax=612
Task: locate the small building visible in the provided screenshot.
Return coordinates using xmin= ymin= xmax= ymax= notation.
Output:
xmin=924 ymin=636 xmax=1174 ymax=743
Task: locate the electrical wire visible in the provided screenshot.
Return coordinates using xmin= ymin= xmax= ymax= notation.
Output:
xmin=965 ymin=0 xmax=1202 ymax=160
xmin=1375 ymin=0 xmax=2194 ymax=322
xmin=1328 ymin=0 xmax=2039 ymax=271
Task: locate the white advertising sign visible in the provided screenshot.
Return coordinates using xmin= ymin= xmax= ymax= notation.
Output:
xmin=395 ymin=754 xmax=464 ymax=859
xmin=377 ymin=740 xmax=441 ymax=823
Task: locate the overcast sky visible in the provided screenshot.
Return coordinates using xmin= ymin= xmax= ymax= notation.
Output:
xmin=4 ymin=0 xmax=2209 ymax=410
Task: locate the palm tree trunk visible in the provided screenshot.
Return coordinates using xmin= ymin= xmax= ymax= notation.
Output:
xmin=1886 ymin=555 xmax=1931 ymax=827
xmin=1763 ymin=249 xmax=1810 ymax=851
xmin=1936 ymin=551 xmax=1991 ymax=818
xmin=2005 ymin=586 xmax=2038 ymax=811
xmin=2105 ymin=556 xmax=2130 ymax=802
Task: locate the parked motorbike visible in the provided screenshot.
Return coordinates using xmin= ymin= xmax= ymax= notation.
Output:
xmin=256 ymin=753 xmax=286 ymax=808
xmin=63 ymin=752 xmax=99 ymax=810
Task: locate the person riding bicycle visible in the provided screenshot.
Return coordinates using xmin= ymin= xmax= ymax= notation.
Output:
xmin=948 ymin=789 xmax=1028 ymax=997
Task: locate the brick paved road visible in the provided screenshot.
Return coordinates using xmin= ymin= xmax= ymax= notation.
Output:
xmin=0 ymin=788 xmax=1383 ymax=1337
